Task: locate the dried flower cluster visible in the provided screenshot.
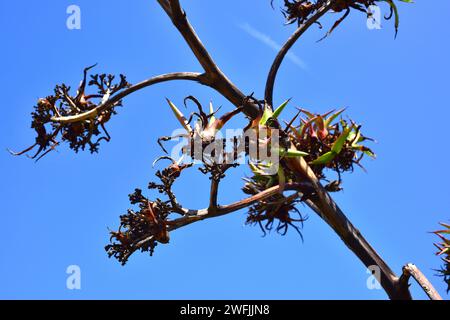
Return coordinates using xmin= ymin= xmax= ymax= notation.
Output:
xmin=272 ymin=0 xmax=412 ymax=38
xmin=244 ymin=176 xmax=311 ymax=238
xmin=240 ymin=101 xmax=374 ymax=236
xmin=158 ymin=97 xmax=242 ymax=162
xmin=106 ymin=157 xmax=194 ymax=264
xmin=9 ymin=65 xmax=131 ymax=160
xmin=105 ymin=97 xmax=252 ymax=264
xmin=434 ymin=223 xmax=450 ymax=293
xmin=12 ymin=74 xmax=375 ymax=264
xmin=105 ymin=189 xmax=172 ymax=265
xmin=289 ymin=108 xmax=375 ymax=185
xmin=246 ymin=101 xmax=374 ymax=193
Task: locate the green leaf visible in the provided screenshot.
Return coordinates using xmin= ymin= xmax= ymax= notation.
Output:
xmin=324 ymin=108 xmax=346 ymax=128
xmin=280 ymin=148 xmax=309 ymax=158
xmin=300 ymin=109 xmax=315 ymax=119
xmin=166 ymin=98 xmax=192 ymax=133
xmin=249 ymin=163 xmax=264 ymax=175
xmin=209 ymin=101 xmax=216 ymax=124
xmin=311 ymin=151 xmax=336 ymax=165
xmin=363 ymin=149 xmax=376 ymax=158
xmin=249 ymin=162 xmax=278 ymax=176
xmin=332 ymin=126 xmax=352 ymax=154
xmin=347 ymin=128 xmax=361 ymax=145
xmin=351 ymin=144 xmax=376 ymax=158
xmin=383 ymin=0 xmax=400 ymax=37
xmin=272 ymin=98 xmax=291 ymax=120
xmin=260 ymin=104 xmax=273 ymax=126
xmin=347 ymin=130 xmax=357 ymax=143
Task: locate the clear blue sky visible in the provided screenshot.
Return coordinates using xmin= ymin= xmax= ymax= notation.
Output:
xmin=0 ymin=0 xmax=449 ymax=299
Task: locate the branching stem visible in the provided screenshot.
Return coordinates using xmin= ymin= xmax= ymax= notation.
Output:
xmin=52 ymin=72 xmax=204 ymax=123
xmin=49 ymin=0 xmax=440 ymax=300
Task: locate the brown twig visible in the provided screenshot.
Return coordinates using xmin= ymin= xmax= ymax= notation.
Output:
xmin=173 ymin=182 xmax=310 ymax=229
xmin=157 ymin=0 xmax=260 ymax=118
xmin=400 ymin=263 xmax=443 ymax=300
xmin=51 ymin=72 xmax=205 ymax=123
xmin=125 ymin=182 xmax=313 ymax=260
xmin=209 ymin=178 xmax=220 ymax=210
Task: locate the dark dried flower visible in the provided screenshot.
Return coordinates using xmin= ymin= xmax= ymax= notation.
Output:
xmin=246 ymin=192 xmax=307 ymax=239
xmin=279 ymin=0 xmax=318 ymax=25
xmin=158 ymin=97 xmax=242 ymax=162
xmin=272 ymin=0 xmax=411 ymax=39
xmin=106 ymin=156 xmax=193 ymax=265
xmin=9 ymin=65 xmax=131 ymax=160
xmin=105 ymin=189 xmax=172 ymax=265
xmin=243 ymin=171 xmax=309 ymax=238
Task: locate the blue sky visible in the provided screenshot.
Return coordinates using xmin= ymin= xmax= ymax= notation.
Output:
xmin=0 ymin=0 xmax=449 ymax=299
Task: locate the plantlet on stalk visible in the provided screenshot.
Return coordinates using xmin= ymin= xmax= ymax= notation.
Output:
xmin=158 ymin=97 xmax=242 ymax=159
xmin=283 ymin=107 xmax=375 ymax=189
